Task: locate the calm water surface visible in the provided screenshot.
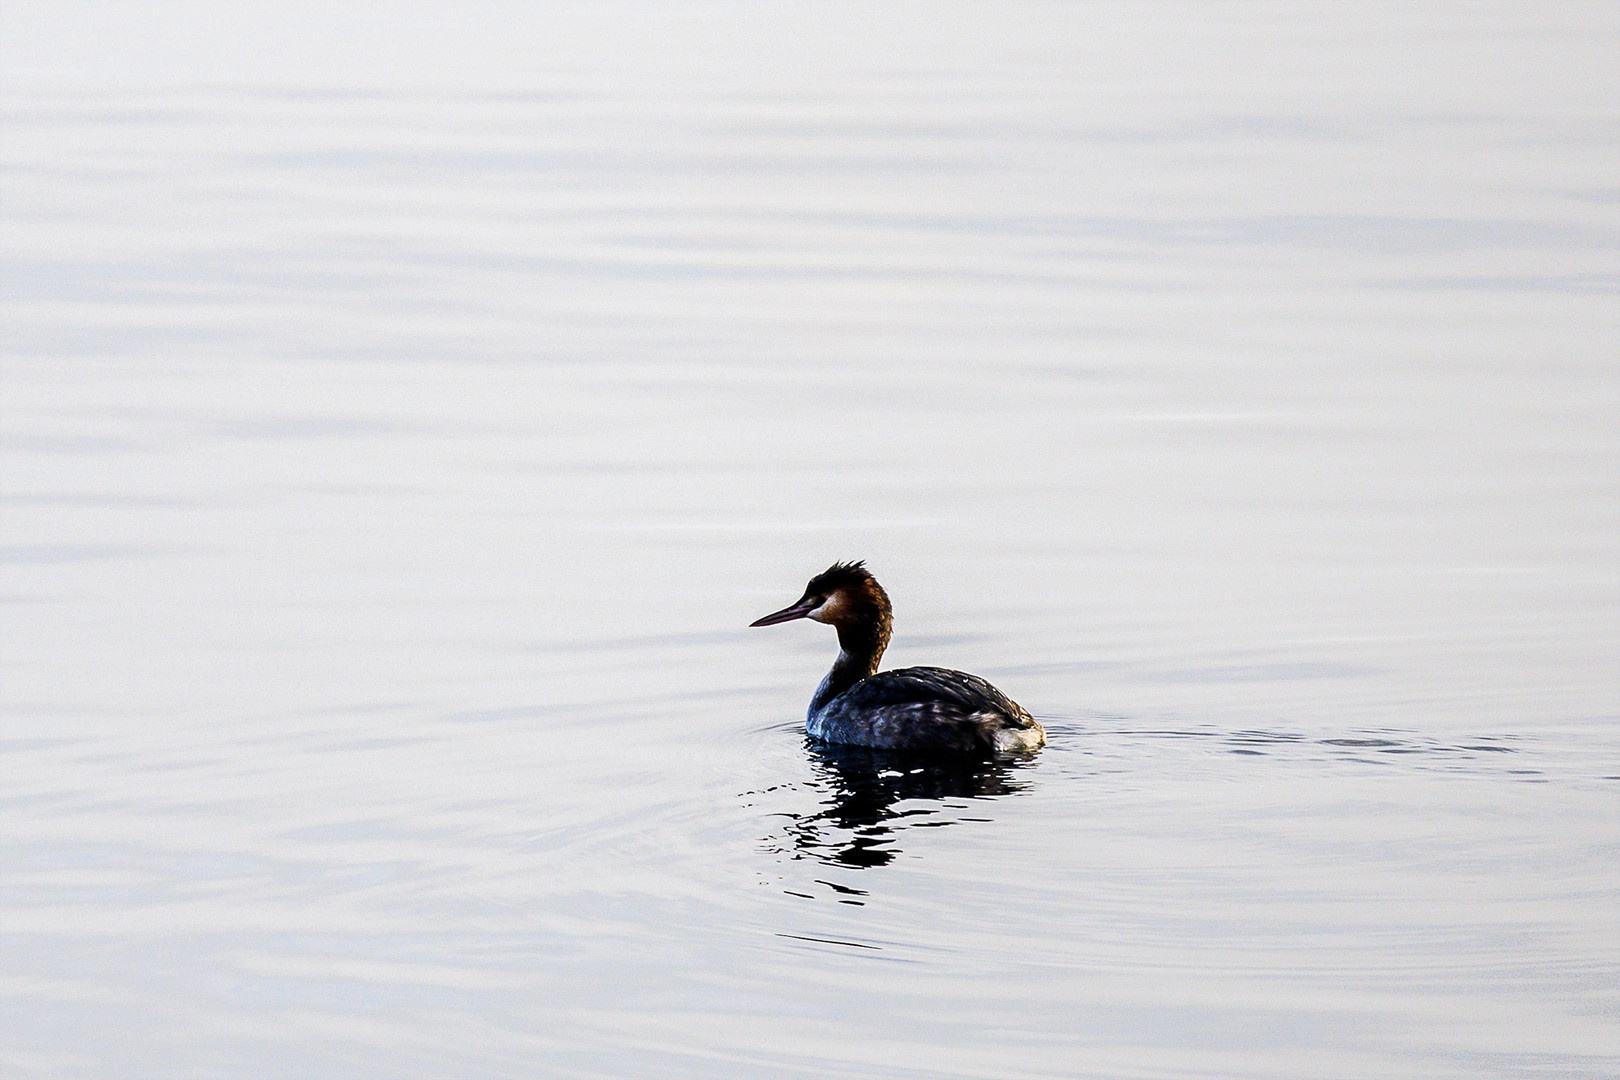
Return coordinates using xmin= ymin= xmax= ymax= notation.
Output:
xmin=3 ymin=4 xmax=1618 ymax=1077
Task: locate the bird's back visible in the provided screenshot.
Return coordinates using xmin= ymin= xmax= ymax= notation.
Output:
xmin=808 ymin=666 xmax=1044 ymax=755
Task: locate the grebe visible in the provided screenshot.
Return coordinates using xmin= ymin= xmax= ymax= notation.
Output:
xmin=750 ymin=561 xmax=1045 ymax=755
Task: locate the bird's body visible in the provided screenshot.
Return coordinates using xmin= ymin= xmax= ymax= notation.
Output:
xmin=752 ymin=562 xmax=1045 ymax=756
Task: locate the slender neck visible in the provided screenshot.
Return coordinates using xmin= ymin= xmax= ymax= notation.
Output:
xmin=810 ymin=612 xmax=891 ymax=713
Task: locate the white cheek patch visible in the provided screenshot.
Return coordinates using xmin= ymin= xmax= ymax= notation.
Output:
xmin=808 ymin=590 xmax=849 ymax=623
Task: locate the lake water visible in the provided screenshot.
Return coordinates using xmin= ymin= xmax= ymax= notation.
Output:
xmin=3 ymin=4 xmax=1617 ymax=1077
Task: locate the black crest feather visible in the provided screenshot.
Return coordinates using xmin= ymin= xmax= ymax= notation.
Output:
xmin=805 ymin=560 xmax=874 ymax=594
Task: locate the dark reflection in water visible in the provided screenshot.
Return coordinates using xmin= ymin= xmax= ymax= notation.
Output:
xmin=764 ymin=741 xmax=1037 ymax=874
xmin=749 ymin=727 xmax=1534 ymax=899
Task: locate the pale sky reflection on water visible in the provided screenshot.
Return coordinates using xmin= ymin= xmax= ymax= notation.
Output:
xmin=2 ymin=3 xmax=1618 ymax=1078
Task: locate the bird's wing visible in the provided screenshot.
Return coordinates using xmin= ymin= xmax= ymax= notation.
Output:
xmin=843 ymin=666 xmax=1036 ymax=726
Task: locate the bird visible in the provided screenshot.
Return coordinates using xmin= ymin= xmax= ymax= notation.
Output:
xmin=750 ymin=561 xmax=1045 ymax=755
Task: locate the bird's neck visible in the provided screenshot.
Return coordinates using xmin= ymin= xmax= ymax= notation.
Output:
xmin=810 ymin=615 xmax=891 ymax=713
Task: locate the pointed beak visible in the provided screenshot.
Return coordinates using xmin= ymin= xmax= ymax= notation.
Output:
xmin=750 ymin=597 xmax=817 ymax=627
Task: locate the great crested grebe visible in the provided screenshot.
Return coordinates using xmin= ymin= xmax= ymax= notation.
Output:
xmin=751 ymin=561 xmax=1045 ymax=755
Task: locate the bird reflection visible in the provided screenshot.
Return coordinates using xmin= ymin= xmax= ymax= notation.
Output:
xmin=772 ymin=740 xmax=1036 ymax=870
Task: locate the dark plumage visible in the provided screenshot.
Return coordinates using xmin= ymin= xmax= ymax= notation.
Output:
xmin=751 ymin=561 xmax=1045 ymax=756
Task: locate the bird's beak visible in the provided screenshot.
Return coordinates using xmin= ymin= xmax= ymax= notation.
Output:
xmin=750 ymin=597 xmax=817 ymax=627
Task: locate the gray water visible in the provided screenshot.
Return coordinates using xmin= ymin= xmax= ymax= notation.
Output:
xmin=3 ymin=4 xmax=1618 ymax=1077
